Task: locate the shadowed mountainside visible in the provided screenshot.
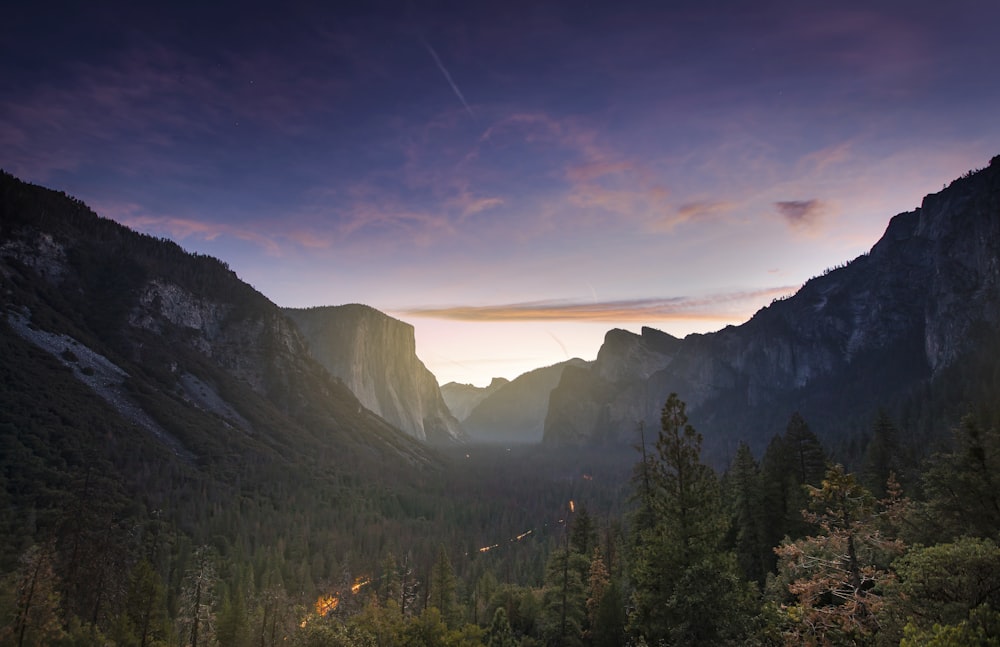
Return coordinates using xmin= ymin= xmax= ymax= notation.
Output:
xmin=544 ymin=156 xmax=1000 ymax=466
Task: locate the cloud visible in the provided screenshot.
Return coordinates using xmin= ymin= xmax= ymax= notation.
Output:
xmin=667 ymin=200 xmax=735 ymax=227
xmin=399 ymin=286 xmax=799 ymax=323
xmin=775 ymin=199 xmax=825 ymax=232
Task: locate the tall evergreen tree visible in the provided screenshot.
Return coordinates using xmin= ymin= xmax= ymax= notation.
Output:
xmin=1 ymin=543 xmax=66 ymax=647
xmin=628 ymin=393 xmax=754 ymax=645
xmin=484 ymin=607 xmax=517 ymax=647
xmin=920 ymin=415 xmax=1000 ymax=541
xmin=428 ymin=545 xmax=460 ymax=629
xmin=784 ymin=412 xmax=826 ymax=486
xmin=724 ymin=443 xmax=770 ymax=585
xmin=177 ymin=546 xmax=217 ymax=647
xmin=861 ymin=409 xmax=902 ymax=496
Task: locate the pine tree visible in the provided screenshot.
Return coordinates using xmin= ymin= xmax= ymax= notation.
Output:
xmin=177 ymin=546 xmax=217 ymax=647
xmin=485 ymin=607 xmax=517 ymax=647
xmin=724 ymin=442 xmax=770 ymax=585
xmin=861 ymin=410 xmax=902 ymax=496
xmin=539 ymin=548 xmax=588 ymax=646
xmin=921 ymin=415 xmax=1000 ymax=541
xmin=1 ymin=543 xmax=66 ymax=647
xmin=121 ymin=558 xmax=169 ymax=647
xmin=627 ymin=394 xmax=754 ymax=645
xmin=771 ymin=465 xmax=907 ymax=645
xmin=428 ymin=545 xmax=460 ymax=628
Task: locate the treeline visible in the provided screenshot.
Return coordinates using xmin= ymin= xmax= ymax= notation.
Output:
xmin=3 ymin=392 xmax=999 ymax=645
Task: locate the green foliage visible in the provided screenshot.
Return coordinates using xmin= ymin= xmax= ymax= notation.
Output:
xmin=882 ymin=537 xmax=1000 ymax=643
xmin=919 ymin=415 xmax=1000 ymax=541
xmin=429 ymin=545 xmax=461 ymax=629
xmin=628 ymin=394 xmax=755 ymax=645
xmin=484 ymin=607 xmax=516 ymax=647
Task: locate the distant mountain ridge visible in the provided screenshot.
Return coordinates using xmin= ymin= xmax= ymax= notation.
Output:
xmin=447 ymin=359 xmax=589 ymax=443
xmin=284 ymin=305 xmax=465 ymax=443
xmin=544 ymin=156 xmax=1000 ymax=464
xmin=441 ymin=377 xmax=509 ymax=422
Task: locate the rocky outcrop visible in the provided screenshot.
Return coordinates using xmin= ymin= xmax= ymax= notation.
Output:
xmin=441 ymin=378 xmax=509 ymax=422
xmin=0 ymin=170 xmax=436 ymax=470
xmin=284 ymin=305 xmax=466 ymax=443
xmin=460 ymin=359 xmax=588 ymax=444
xmin=543 ymin=156 xmax=1000 ymax=464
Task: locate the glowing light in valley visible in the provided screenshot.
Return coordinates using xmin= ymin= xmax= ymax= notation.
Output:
xmin=569 ymin=500 xmax=575 ymax=513
xmin=315 ymin=594 xmax=339 ymax=616
xmin=474 ymin=529 xmax=534 ymax=554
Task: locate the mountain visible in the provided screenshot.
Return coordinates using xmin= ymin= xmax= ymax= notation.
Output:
xmin=460 ymin=359 xmax=589 ymax=444
xmin=441 ymin=377 xmax=510 ymax=422
xmin=0 ymin=171 xmax=444 ymax=568
xmin=284 ymin=305 xmax=465 ymax=443
xmin=544 ymin=156 xmax=1000 ymax=465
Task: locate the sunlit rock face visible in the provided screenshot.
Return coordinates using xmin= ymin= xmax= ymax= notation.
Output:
xmin=441 ymin=377 xmax=509 ymax=422
xmin=544 ymin=157 xmax=1000 ymax=466
xmin=285 ymin=304 xmax=466 ymax=443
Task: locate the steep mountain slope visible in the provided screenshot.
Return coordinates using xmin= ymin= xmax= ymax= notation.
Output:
xmin=284 ymin=305 xmax=465 ymax=443
xmin=0 ymin=171 xmax=440 ymax=565
xmin=441 ymin=377 xmax=510 ymax=422
xmin=544 ymin=157 xmax=1000 ymax=464
xmin=461 ymin=359 xmax=589 ymax=444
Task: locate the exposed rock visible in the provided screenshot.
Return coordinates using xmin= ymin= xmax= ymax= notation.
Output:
xmin=543 ymin=157 xmax=1000 ymax=465
xmin=462 ymin=359 xmax=588 ymax=444
xmin=441 ymin=377 xmax=509 ymax=422
xmin=0 ymin=170 xmax=438 ymax=471
xmin=285 ymin=305 xmax=466 ymax=443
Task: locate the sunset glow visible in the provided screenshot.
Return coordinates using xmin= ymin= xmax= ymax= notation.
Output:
xmin=3 ymin=1 xmax=998 ymax=386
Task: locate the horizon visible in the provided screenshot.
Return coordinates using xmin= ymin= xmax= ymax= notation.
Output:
xmin=3 ymin=1 xmax=999 ymax=386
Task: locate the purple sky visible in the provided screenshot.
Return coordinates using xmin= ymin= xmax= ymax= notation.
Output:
xmin=3 ymin=1 xmax=999 ymax=386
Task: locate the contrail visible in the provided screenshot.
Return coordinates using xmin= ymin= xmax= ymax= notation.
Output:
xmin=421 ymin=38 xmax=475 ymax=118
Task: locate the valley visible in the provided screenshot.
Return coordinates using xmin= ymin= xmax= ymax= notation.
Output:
xmin=2 ymin=159 xmax=1000 ymax=644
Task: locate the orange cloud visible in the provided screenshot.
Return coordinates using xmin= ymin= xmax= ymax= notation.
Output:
xmin=401 ymin=286 xmax=799 ymax=323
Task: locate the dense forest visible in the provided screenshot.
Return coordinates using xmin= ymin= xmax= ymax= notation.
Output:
xmin=3 ymin=388 xmax=999 ymax=646
xmin=2 ymin=168 xmax=1000 ymax=645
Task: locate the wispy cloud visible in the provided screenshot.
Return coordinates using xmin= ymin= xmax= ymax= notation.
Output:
xmin=400 ymin=286 xmax=798 ymax=323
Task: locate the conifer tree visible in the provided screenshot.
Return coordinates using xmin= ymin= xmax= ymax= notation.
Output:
xmin=428 ymin=545 xmax=460 ymax=628
xmin=1 ymin=543 xmax=66 ymax=647
xmin=485 ymin=607 xmax=517 ymax=647
xmin=628 ymin=393 xmax=754 ymax=645
xmin=724 ymin=442 xmax=770 ymax=585
xmin=861 ymin=410 xmax=902 ymax=496
xmin=177 ymin=546 xmax=218 ymax=647
xmin=771 ymin=465 xmax=907 ymax=645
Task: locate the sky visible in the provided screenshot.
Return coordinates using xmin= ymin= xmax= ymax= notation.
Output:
xmin=3 ymin=1 xmax=999 ymax=387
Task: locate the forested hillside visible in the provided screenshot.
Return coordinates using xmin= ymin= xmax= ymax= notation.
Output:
xmin=2 ymin=168 xmax=999 ymax=645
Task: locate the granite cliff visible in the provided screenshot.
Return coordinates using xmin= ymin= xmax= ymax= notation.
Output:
xmin=0 ymin=171 xmax=435 ymax=473
xmin=441 ymin=377 xmax=510 ymax=422
xmin=285 ymin=305 xmax=465 ymax=443
xmin=456 ymin=359 xmax=588 ymax=444
xmin=544 ymin=156 xmax=1000 ymax=464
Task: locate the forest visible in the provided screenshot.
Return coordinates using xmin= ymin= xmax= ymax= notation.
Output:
xmin=3 ymin=385 xmax=999 ymax=647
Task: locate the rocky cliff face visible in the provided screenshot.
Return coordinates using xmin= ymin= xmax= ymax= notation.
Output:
xmin=0 ymin=171 xmax=436 ymax=470
xmin=441 ymin=377 xmax=510 ymax=422
xmin=543 ymin=156 xmax=1000 ymax=463
xmin=460 ymin=359 xmax=588 ymax=444
xmin=284 ymin=305 xmax=465 ymax=443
